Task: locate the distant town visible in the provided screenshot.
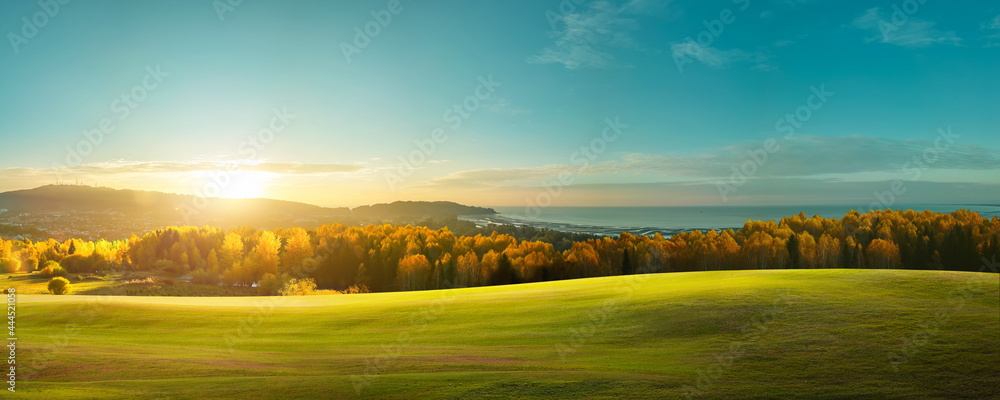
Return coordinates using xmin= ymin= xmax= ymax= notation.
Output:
xmin=0 ymin=209 xmax=162 ymax=242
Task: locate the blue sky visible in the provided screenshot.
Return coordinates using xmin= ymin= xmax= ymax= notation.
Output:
xmin=1 ymin=0 xmax=998 ymax=208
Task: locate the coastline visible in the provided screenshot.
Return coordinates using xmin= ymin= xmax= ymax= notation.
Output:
xmin=459 ymin=213 xmax=740 ymax=237
xmin=461 ymin=204 xmax=1000 ymax=237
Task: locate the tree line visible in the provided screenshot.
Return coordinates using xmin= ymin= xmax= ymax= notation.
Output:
xmin=1 ymin=209 xmax=997 ymax=293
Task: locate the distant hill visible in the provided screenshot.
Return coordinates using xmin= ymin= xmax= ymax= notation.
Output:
xmin=0 ymin=185 xmax=495 ymax=238
xmin=352 ymin=201 xmax=496 ymax=219
xmin=0 ymin=185 xmax=348 ymax=226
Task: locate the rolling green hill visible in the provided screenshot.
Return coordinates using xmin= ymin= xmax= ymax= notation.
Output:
xmin=12 ymin=269 xmax=1000 ymax=399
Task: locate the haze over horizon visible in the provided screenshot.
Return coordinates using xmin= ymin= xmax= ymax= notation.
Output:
xmin=2 ymin=0 xmax=999 ymax=208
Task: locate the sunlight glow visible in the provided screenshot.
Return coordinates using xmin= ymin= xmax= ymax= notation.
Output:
xmin=218 ymin=171 xmax=274 ymax=199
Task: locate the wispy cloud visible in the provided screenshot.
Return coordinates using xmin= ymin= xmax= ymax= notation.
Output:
xmin=482 ymin=96 xmax=532 ymax=116
xmin=852 ymin=8 xmax=961 ymax=47
xmin=988 ymin=15 xmax=1000 ymax=30
xmin=422 ymin=135 xmax=1000 ymax=189
xmin=2 ymin=160 xmax=365 ymax=178
xmin=982 ymin=15 xmax=1000 ymax=47
xmin=243 ymin=163 xmax=365 ymax=175
xmin=0 ymin=161 xmax=368 ymax=200
xmin=670 ymin=39 xmax=771 ymax=70
xmin=619 ymin=0 xmax=669 ymax=15
xmin=538 ymin=179 xmax=1000 ymax=206
xmin=421 ymin=164 xmax=595 ymax=189
xmin=621 ymin=136 xmax=1000 ymax=178
xmin=527 ymin=1 xmax=644 ymax=69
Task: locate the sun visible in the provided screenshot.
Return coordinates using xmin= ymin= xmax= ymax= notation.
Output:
xmin=219 ymin=171 xmax=270 ymax=199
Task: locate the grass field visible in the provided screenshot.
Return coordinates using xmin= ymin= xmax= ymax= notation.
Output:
xmin=9 ymin=269 xmax=1000 ymax=399
xmin=3 ymin=272 xmax=114 ymax=295
xmin=3 ymin=271 xmax=257 ymax=296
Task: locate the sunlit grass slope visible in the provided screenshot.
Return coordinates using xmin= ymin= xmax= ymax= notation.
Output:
xmin=13 ymin=269 xmax=1000 ymax=399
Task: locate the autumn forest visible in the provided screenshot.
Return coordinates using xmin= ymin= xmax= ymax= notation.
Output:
xmin=2 ymin=209 xmax=997 ymax=295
